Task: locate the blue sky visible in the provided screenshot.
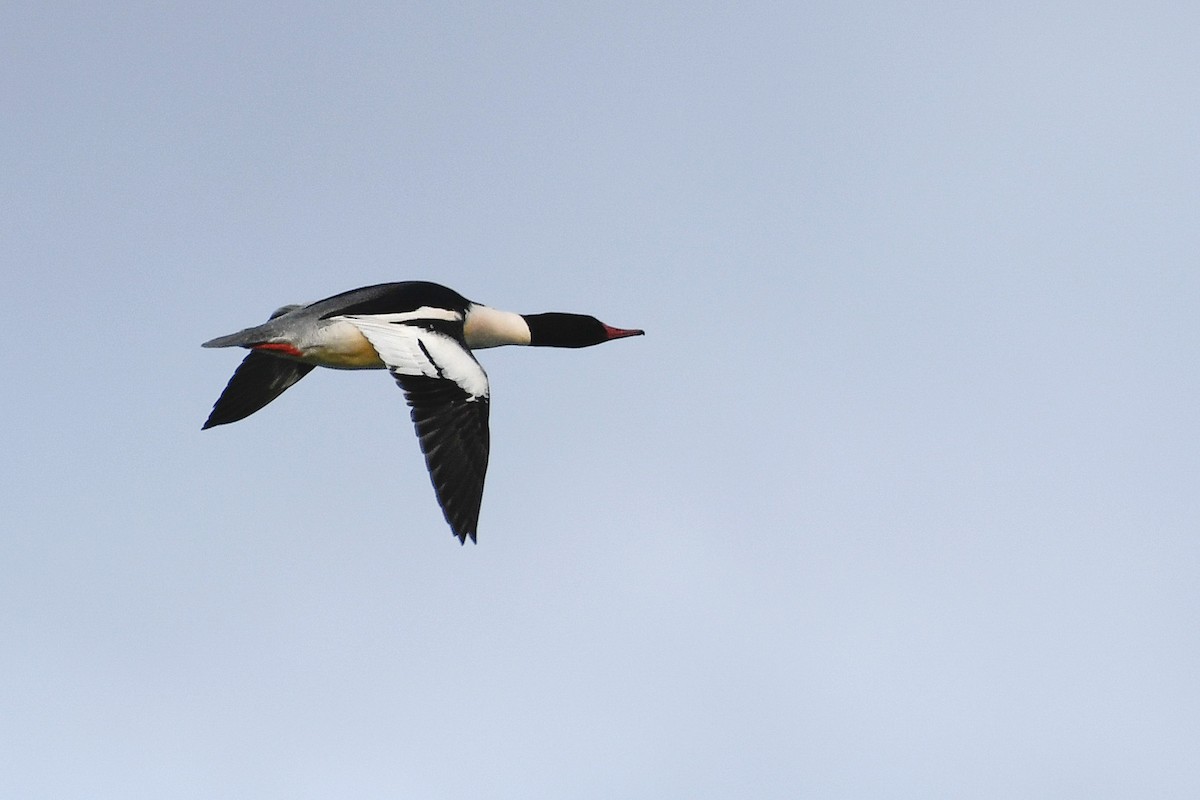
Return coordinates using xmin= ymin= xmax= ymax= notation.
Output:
xmin=3 ymin=2 xmax=1198 ymax=797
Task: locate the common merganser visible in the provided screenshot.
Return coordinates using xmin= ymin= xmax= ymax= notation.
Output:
xmin=201 ymin=281 xmax=643 ymax=543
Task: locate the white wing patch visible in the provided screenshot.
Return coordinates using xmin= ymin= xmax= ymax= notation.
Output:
xmin=352 ymin=307 xmax=464 ymax=325
xmin=337 ymin=314 xmax=489 ymax=399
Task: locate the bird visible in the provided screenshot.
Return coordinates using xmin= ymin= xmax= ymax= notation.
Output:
xmin=201 ymin=281 xmax=644 ymax=543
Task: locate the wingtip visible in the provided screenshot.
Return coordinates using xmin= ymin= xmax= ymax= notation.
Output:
xmin=201 ymin=410 xmax=227 ymax=430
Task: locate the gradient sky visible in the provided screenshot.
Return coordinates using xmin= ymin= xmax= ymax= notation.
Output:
xmin=4 ymin=2 xmax=1198 ymax=798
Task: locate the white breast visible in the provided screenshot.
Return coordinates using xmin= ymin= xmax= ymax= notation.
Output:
xmin=463 ymin=304 xmax=531 ymax=349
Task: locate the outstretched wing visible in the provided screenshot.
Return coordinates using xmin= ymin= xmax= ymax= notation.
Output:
xmin=202 ymin=302 xmax=313 ymax=429
xmin=340 ymin=312 xmax=491 ymax=544
xmin=202 ymin=352 xmax=315 ymax=429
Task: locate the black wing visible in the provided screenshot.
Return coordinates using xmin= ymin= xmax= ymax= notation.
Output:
xmin=395 ymin=374 xmax=491 ymax=543
xmin=340 ymin=313 xmax=492 ymax=543
xmin=202 ymin=352 xmax=315 ymax=429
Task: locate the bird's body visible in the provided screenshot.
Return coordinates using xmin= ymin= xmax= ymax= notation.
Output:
xmin=201 ymin=281 xmax=643 ymax=543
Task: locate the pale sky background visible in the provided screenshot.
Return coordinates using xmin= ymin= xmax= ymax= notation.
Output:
xmin=3 ymin=2 xmax=1198 ymax=798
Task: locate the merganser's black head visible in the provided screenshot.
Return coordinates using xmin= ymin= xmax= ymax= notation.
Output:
xmin=522 ymin=313 xmax=644 ymax=348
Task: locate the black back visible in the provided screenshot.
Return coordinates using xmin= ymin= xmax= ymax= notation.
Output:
xmin=314 ymin=282 xmax=473 ymax=320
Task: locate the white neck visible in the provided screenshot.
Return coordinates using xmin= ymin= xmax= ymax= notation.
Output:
xmin=463 ymin=304 xmax=532 ymax=349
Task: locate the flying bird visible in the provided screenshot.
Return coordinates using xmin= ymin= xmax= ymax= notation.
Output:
xmin=201 ymin=281 xmax=643 ymax=543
